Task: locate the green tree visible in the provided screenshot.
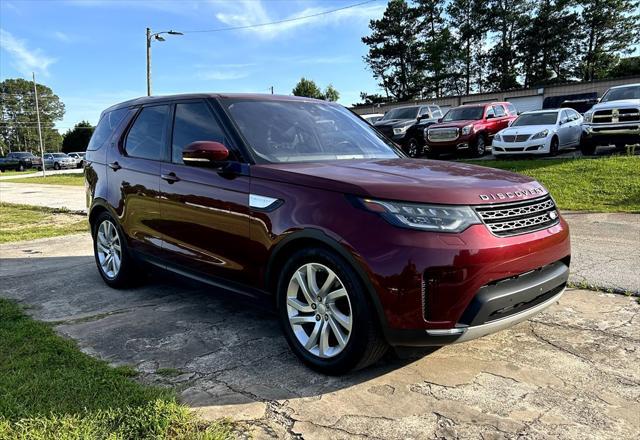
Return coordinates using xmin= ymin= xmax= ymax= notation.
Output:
xmin=362 ymin=0 xmax=425 ymax=100
xmin=292 ymin=77 xmax=324 ymax=99
xmin=579 ymin=0 xmax=640 ymax=81
xmin=416 ymin=0 xmax=459 ymax=97
xmin=0 ymin=78 xmax=65 ymax=154
xmin=62 ymin=121 xmax=94 ymax=153
xmin=446 ymin=0 xmax=488 ymax=94
xmin=323 ymin=84 xmax=340 ymax=102
xmin=358 ymin=92 xmax=391 ymax=105
xmin=519 ymin=0 xmax=582 ymax=86
xmin=606 ymin=56 xmax=640 ymax=78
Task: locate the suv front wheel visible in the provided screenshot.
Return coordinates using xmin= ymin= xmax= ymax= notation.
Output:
xmin=277 ymin=248 xmax=387 ymax=374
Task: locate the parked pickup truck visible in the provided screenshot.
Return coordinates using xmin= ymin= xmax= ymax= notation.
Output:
xmin=0 ymin=151 xmax=37 ymax=172
xmin=581 ymin=83 xmax=640 ymax=155
xmin=425 ymin=102 xmax=518 ymax=157
xmin=374 ymin=105 xmax=443 ymax=157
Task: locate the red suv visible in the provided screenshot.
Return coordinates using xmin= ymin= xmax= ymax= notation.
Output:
xmin=425 ymin=102 xmax=518 ymax=157
xmin=85 ymin=94 xmax=570 ymax=374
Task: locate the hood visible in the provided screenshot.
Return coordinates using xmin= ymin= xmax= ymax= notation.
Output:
xmin=252 ymin=159 xmax=546 ymax=205
xmin=374 ymin=119 xmax=415 ymax=128
xmin=429 ymin=120 xmax=476 ymax=129
xmin=499 ymin=124 xmax=555 ymax=136
xmin=590 ymin=99 xmax=640 ymax=111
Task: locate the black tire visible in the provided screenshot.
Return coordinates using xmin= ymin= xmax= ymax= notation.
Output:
xmin=580 ymin=139 xmax=597 ymax=156
xmin=277 ymin=247 xmax=388 ymax=375
xmin=549 ymin=136 xmax=559 ymax=156
xmin=405 ymin=138 xmax=421 ymax=158
xmin=17 ymin=163 xmax=25 ymax=172
xmin=91 ymin=211 xmax=137 ymax=288
xmin=615 ymin=143 xmax=627 ymax=151
xmin=53 ymin=162 xmax=61 ymax=170
xmin=471 ymin=135 xmax=486 ymax=157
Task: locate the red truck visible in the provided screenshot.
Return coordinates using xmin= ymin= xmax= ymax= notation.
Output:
xmin=425 ymin=102 xmax=518 ymax=157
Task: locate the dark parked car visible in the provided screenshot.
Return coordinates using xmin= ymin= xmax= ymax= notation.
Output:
xmin=0 ymin=151 xmax=37 ymax=171
xmin=86 ymin=93 xmax=571 ymax=374
xmin=373 ymin=105 xmax=442 ymax=157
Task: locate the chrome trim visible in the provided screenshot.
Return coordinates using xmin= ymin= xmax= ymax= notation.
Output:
xmin=452 ymin=287 xmax=565 ymax=343
xmin=249 ymin=194 xmax=280 ymax=210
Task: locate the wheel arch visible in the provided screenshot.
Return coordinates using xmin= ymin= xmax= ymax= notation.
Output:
xmin=88 ymin=199 xmax=118 ymax=233
xmin=265 ymin=229 xmax=390 ymax=332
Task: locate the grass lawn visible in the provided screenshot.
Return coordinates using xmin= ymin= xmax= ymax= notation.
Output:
xmin=0 ymin=203 xmax=88 ymax=243
xmin=0 ymin=298 xmax=234 ymax=439
xmin=464 ymin=156 xmax=640 ymax=212
xmin=0 ymin=170 xmax=35 ymax=176
xmin=3 ymin=172 xmax=84 ymax=186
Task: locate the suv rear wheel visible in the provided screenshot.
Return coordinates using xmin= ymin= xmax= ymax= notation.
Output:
xmin=277 ymin=248 xmax=387 ymax=374
xmin=92 ymin=211 xmax=136 ymax=288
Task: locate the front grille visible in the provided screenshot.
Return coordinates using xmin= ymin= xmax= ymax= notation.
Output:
xmin=376 ymin=126 xmax=394 ymax=137
xmin=428 ymin=127 xmax=458 ymax=142
xmin=593 ymin=108 xmax=640 ymax=123
xmin=474 ymin=195 xmax=559 ymax=237
xmin=502 ymin=134 xmax=530 ymax=142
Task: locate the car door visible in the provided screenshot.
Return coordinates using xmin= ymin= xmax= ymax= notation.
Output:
xmin=557 ymin=110 xmax=572 ymax=147
xmin=107 ymin=104 xmax=169 ymax=257
xmin=568 ymin=109 xmax=583 ymax=145
xmin=494 ymin=105 xmax=510 ymax=131
xmin=157 ymin=99 xmax=251 ymax=285
xmin=484 ymin=106 xmax=500 ymax=137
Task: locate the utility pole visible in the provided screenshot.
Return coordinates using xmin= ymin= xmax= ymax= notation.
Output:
xmin=32 ymin=72 xmax=46 ymax=177
xmin=269 ymin=86 xmax=274 ymax=95
xmin=146 ymin=27 xmax=152 ymax=96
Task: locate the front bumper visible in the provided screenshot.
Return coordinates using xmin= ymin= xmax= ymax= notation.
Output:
xmin=425 ymin=134 xmax=475 ymax=152
xmin=493 ymin=137 xmax=550 ymax=154
xmin=582 ymin=123 xmax=640 ymax=143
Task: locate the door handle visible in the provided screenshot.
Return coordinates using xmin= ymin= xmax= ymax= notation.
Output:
xmin=161 ymin=172 xmax=180 ymax=183
xmin=108 ymin=161 xmax=121 ymax=171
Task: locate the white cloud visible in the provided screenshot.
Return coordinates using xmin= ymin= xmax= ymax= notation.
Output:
xmin=0 ymin=29 xmax=56 ymax=76
xmin=196 ymin=70 xmax=250 ymax=81
xmin=212 ymin=0 xmax=385 ymax=39
xmin=53 ymin=31 xmax=72 ymax=43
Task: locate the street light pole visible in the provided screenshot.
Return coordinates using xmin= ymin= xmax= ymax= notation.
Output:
xmin=146 ymin=27 xmax=152 ymax=96
xmin=146 ymin=28 xmax=183 ymax=97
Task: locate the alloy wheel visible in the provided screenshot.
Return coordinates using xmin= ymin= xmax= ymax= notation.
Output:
xmin=96 ymin=220 xmax=122 ymax=279
xmin=476 ymin=137 xmax=486 ymax=156
xmin=286 ymin=263 xmax=353 ymax=358
xmin=407 ymin=138 xmax=418 ymax=157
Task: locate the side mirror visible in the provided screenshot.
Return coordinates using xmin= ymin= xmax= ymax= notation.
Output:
xmin=182 ymin=141 xmax=229 ymax=166
xmin=437 ymin=118 xmax=443 ymax=123
xmin=486 ymin=114 xmax=495 ymax=120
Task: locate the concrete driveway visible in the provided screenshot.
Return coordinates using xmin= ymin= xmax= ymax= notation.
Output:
xmin=0 ymin=182 xmax=86 ymax=213
xmin=1 ymin=235 xmax=638 ymax=439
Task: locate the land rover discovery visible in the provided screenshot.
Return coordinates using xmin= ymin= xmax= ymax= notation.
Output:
xmin=86 ymin=94 xmax=571 ymax=374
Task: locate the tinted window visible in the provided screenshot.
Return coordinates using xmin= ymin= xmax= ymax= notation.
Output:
xmin=171 ymin=102 xmax=226 ymax=164
xmin=381 ymin=106 xmax=420 ymax=120
xmin=442 ymin=107 xmax=484 ymax=121
xmin=88 ymin=108 xmax=128 ymax=151
xmin=125 ymin=105 xmax=169 ymax=161
xmin=601 ymin=85 xmax=640 ymax=102
xmin=512 ymin=112 xmax=559 ymax=126
xmin=494 ymin=105 xmax=506 ymax=117
xmin=418 ymin=107 xmax=430 ymax=116
xmin=225 ymin=100 xmax=399 ymax=163
xmin=485 ymin=107 xmax=495 ymax=118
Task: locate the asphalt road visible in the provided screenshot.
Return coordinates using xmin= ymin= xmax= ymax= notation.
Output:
xmin=0 ymin=235 xmax=638 ymax=439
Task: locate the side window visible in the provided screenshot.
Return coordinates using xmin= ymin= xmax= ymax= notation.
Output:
xmin=560 ymin=110 xmax=569 ymax=123
xmin=418 ymin=107 xmax=429 ymax=117
xmin=485 ymin=107 xmax=495 ymax=118
xmin=494 ymin=105 xmax=506 ymax=117
xmin=125 ymin=105 xmax=169 ymax=161
xmin=507 ymin=103 xmax=518 ymax=116
xmin=171 ymin=102 xmax=227 ymax=164
xmin=87 ymin=108 xmax=129 ymax=151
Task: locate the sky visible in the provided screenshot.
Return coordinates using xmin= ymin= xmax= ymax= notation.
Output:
xmin=0 ymin=0 xmax=387 ymax=131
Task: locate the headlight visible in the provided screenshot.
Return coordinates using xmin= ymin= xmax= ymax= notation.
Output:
xmin=393 ymin=126 xmax=409 ymax=135
xmin=360 ymin=198 xmax=481 ymax=233
xmin=461 ymin=124 xmax=473 ymax=136
xmin=530 ymin=129 xmax=549 ymax=140
xmin=494 ymin=133 xmax=502 ymax=142
xmin=583 ymin=112 xmax=593 ymax=123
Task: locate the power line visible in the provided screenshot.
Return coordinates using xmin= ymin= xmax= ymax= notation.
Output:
xmin=180 ymin=0 xmax=379 ymax=34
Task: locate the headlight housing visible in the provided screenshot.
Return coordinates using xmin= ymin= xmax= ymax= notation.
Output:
xmin=530 ymin=129 xmax=549 ymax=140
xmin=393 ymin=126 xmax=409 ymax=135
xmin=461 ymin=124 xmax=474 ymax=136
xmin=360 ymin=198 xmax=481 ymax=233
xmin=583 ymin=112 xmax=593 ymax=123
xmin=494 ymin=133 xmax=502 ymax=142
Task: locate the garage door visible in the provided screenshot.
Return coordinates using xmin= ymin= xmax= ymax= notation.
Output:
xmin=507 ymin=95 xmax=543 ymax=113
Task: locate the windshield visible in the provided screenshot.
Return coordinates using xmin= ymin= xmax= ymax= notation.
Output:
xmin=381 ymin=107 xmax=419 ymax=120
xmin=601 ymin=86 xmax=640 ymax=102
xmin=52 ymin=153 xmax=68 ymax=158
xmin=442 ymin=107 xmax=484 ymax=122
xmin=225 ymin=100 xmax=400 ymax=163
xmin=512 ymin=112 xmax=558 ymax=126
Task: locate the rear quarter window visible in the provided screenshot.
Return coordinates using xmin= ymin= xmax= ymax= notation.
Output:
xmin=87 ymin=108 xmax=129 ymax=151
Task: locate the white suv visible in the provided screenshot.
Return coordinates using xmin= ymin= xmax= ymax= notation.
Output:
xmin=582 ymin=84 xmax=640 ymax=155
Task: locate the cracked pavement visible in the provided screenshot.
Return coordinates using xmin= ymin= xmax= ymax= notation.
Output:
xmin=1 ymin=234 xmax=638 ymax=439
